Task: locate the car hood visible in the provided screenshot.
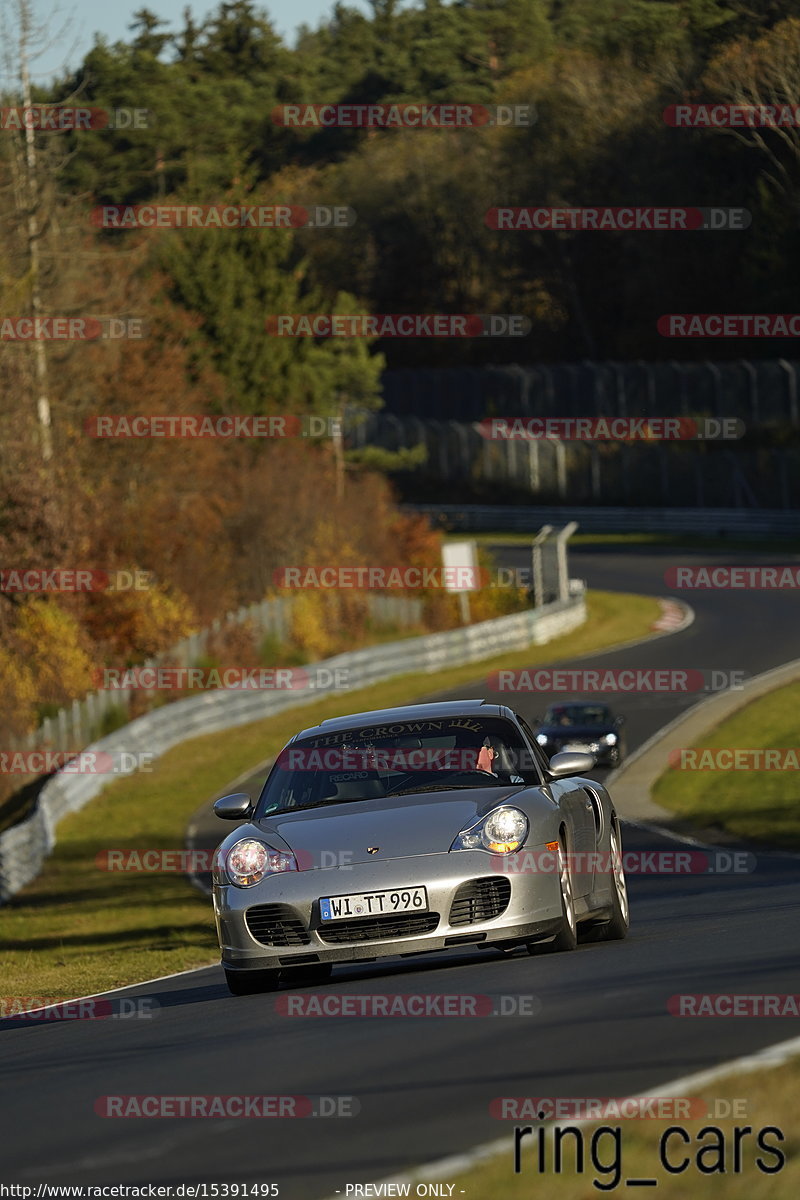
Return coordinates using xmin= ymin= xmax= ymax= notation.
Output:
xmin=253 ymin=785 xmax=528 ymax=866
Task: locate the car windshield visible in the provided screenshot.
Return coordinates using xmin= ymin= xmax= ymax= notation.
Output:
xmin=255 ymin=716 xmax=537 ymax=814
xmin=544 ymin=704 xmax=612 ymax=728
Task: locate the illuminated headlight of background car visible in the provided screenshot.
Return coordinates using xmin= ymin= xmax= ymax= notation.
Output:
xmin=535 ymin=733 xmax=549 ymax=746
xmin=450 ymin=806 xmax=528 ymax=854
xmin=221 ymin=838 xmax=298 ymax=888
xmin=601 ymin=733 xmax=618 ymax=745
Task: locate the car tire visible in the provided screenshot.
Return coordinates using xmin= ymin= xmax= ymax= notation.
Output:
xmin=588 ymin=824 xmax=630 ymax=942
xmin=224 ymin=967 xmax=281 ymax=995
xmin=280 ymin=963 xmax=333 ymax=986
xmin=529 ymin=838 xmax=578 ymax=954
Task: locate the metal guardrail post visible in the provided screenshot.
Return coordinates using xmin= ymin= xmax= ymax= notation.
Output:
xmin=705 ymin=361 xmax=722 ymax=417
xmin=554 ymin=521 xmax=579 ymax=603
xmin=670 ymin=361 xmax=688 ymax=414
xmin=778 ymin=359 xmax=798 ymax=425
xmin=739 ymin=359 xmax=758 ymax=426
xmin=659 ymin=444 xmax=670 ymax=504
xmin=555 ymin=440 xmax=567 ymax=498
xmin=450 ymin=421 xmax=470 ymax=479
xmin=507 ymin=429 xmax=518 ymax=483
xmin=775 ymin=448 xmax=791 ymax=509
xmin=637 ymin=360 xmax=656 ymax=417
xmin=612 ymin=362 xmax=627 ymax=418
xmin=543 ymin=366 xmax=556 ymax=415
xmin=531 ymin=525 xmax=553 ymax=608
xmin=590 ymin=444 xmax=601 ymax=500
xmin=528 ymin=437 xmax=540 ymax=494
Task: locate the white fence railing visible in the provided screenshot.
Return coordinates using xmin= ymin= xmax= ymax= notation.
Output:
xmin=6 ymin=592 xmax=425 ymax=758
xmin=0 ymin=593 xmax=585 ymax=902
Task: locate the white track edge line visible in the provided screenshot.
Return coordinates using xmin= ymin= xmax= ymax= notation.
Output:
xmin=2 ymin=962 xmax=219 ymax=1019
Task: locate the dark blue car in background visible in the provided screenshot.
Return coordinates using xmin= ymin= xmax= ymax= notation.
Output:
xmin=534 ymin=703 xmax=626 ymax=767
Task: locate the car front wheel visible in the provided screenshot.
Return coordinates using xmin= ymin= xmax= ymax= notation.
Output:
xmin=529 ymin=838 xmax=578 ymax=954
xmin=586 ymin=824 xmax=630 ymax=943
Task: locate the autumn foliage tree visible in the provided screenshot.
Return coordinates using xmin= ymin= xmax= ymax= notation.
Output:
xmin=4 ymin=0 xmax=800 ymax=767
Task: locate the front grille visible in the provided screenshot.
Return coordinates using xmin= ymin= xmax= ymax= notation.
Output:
xmin=449 ymin=877 xmax=511 ymax=926
xmin=317 ymin=912 xmax=440 ymax=944
xmin=245 ymin=904 xmax=310 ymax=947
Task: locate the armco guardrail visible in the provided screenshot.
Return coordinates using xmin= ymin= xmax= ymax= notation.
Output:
xmin=9 ymin=592 xmax=424 ymax=760
xmin=0 ymin=593 xmax=585 ymax=902
xmin=411 ymin=504 xmax=800 ymax=537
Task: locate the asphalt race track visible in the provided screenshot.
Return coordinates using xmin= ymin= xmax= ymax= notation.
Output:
xmin=2 ymin=547 xmax=800 ymax=1195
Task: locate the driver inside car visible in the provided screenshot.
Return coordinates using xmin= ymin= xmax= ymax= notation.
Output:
xmin=477 ymin=734 xmax=526 ymax=783
xmin=477 ymin=737 xmax=497 ymax=774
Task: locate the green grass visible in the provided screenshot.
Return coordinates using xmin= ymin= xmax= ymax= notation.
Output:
xmin=449 ymin=1058 xmax=800 ymax=1199
xmin=0 ymin=589 xmax=660 ymax=1000
xmin=652 ymin=680 xmax=800 ymax=849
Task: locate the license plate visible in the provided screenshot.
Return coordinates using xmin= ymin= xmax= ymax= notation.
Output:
xmin=320 ymin=886 xmax=428 ymax=921
xmin=564 ymin=743 xmax=591 ymax=753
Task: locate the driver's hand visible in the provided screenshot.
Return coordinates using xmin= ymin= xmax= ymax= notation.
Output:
xmin=477 ymin=744 xmax=496 ymax=774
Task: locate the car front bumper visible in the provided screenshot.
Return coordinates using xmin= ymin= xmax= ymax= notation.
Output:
xmin=215 ymin=849 xmax=563 ymax=971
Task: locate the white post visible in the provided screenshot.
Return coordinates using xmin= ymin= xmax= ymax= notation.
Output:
xmin=531 ymin=525 xmax=553 ymax=608
xmin=554 ymin=521 xmax=579 ymax=603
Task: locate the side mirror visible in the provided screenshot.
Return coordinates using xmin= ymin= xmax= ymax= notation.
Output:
xmin=213 ymin=792 xmax=253 ymax=820
xmin=615 ymin=716 xmax=625 ymax=727
xmin=548 ymin=751 xmax=595 ymax=779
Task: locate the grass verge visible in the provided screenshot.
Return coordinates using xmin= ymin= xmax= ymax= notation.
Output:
xmin=449 ymin=1057 xmax=800 ymax=1199
xmin=652 ymin=680 xmax=800 ymax=849
xmin=0 ymin=588 xmax=659 ymax=999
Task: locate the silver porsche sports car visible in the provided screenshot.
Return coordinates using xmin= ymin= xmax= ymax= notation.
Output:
xmin=212 ymin=699 xmax=629 ymax=994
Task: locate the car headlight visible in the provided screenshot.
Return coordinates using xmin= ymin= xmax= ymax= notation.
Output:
xmin=225 ymin=838 xmax=298 ymax=888
xmin=450 ymin=806 xmax=529 ymax=854
xmin=601 ymin=733 xmax=618 ymax=745
xmin=536 ymin=734 xmax=549 ymax=745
